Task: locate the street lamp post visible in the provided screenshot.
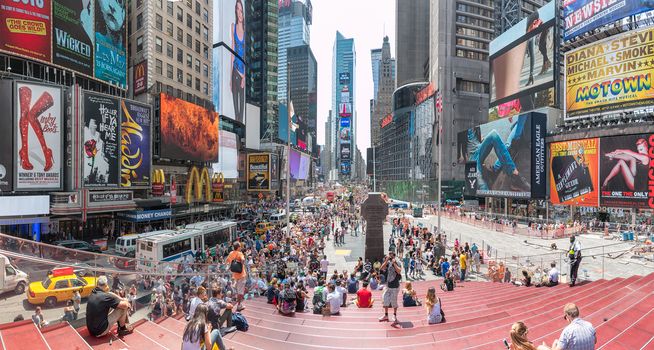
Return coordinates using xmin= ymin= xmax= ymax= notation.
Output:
xmin=285 ymin=63 xmax=291 ymax=237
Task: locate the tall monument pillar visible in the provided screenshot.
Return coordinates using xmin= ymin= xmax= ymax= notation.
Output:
xmin=361 ymin=192 xmax=389 ymax=263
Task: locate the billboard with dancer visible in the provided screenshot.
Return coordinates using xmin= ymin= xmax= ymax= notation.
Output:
xmin=549 ymin=138 xmax=599 ymax=207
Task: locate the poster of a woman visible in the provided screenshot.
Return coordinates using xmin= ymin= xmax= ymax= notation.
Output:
xmin=230 ymin=0 xmax=245 ymax=123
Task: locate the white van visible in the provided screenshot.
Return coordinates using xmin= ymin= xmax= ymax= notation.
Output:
xmin=269 ymin=213 xmax=287 ymax=227
xmin=302 ymin=197 xmax=318 ymax=207
xmin=0 ymin=254 xmax=29 ymax=295
xmin=115 ymin=231 xmax=163 ymax=255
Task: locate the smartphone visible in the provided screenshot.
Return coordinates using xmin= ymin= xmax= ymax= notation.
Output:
xmin=503 ymin=339 xmax=510 ymax=349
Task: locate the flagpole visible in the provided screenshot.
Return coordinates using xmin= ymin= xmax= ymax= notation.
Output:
xmin=437 ymin=90 xmax=442 ymax=234
xmin=286 ymin=63 xmax=291 ymax=238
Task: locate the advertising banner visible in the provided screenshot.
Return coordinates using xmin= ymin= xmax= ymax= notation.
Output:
xmin=217 ymin=48 xmax=245 ymax=122
xmin=340 ymin=161 xmax=351 ymax=175
xmin=549 ymin=138 xmax=599 ymax=207
xmin=14 ymin=81 xmax=63 ymax=190
xmin=120 ymin=100 xmax=151 ymax=187
xmin=489 ymin=1 xmax=555 ymax=120
xmin=117 ymin=209 xmax=172 ymax=222
xmin=160 ymin=93 xmax=219 ymax=162
xmin=341 ymin=86 xmax=350 ymax=103
xmin=0 ymin=0 xmax=52 ymax=62
xmin=457 ymin=113 xmax=547 ymax=199
xmin=338 ymin=102 xmax=352 ymax=117
xmin=212 ymin=130 xmax=238 ymax=179
xmin=52 ymin=0 xmax=94 ymax=76
xmin=215 ymin=0 xmax=246 ymax=59
xmin=83 ymin=92 xmax=120 ymax=187
xmin=339 ymin=72 xmax=350 ymax=85
xmin=341 ymin=143 xmax=351 ymax=161
xmin=270 ymin=153 xmax=279 ymax=181
xmin=88 ymin=190 xmax=132 ymax=203
xmin=563 ymin=0 xmax=654 ymax=41
xmin=599 ymin=134 xmax=654 ymax=209
xmin=0 ymin=81 xmax=13 ymax=192
xmin=289 ymin=149 xmax=301 ymax=180
xmin=247 ymin=153 xmax=270 ymax=191
xmin=133 ymin=60 xmax=147 ymax=95
xmin=299 ymin=153 xmax=310 ymax=180
xmin=565 ymin=26 xmax=654 ymax=119
xmin=94 ymin=0 xmax=126 ymax=87
xmin=214 ymin=0 xmax=246 ymax=122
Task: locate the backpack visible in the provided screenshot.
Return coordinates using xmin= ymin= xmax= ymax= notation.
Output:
xmin=313 ymin=301 xmax=325 ymax=314
xmin=231 ymin=312 xmax=249 ymax=331
xmin=230 ymin=258 xmax=243 ymax=273
xmin=313 ymin=286 xmax=325 ymax=304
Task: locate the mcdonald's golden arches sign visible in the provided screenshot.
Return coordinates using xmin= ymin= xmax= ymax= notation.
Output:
xmin=133 ymin=61 xmax=147 ymax=95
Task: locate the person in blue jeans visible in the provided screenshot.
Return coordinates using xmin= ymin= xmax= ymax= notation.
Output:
xmin=465 ymin=115 xmax=529 ymax=191
xmin=440 ymin=258 xmax=450 ymax=279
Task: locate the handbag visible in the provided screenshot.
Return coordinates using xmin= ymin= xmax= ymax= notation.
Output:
xmin=230 ymin=259 xmax=243 ymax=273
xmin=439 ymin=298 xmax=446 ymax=323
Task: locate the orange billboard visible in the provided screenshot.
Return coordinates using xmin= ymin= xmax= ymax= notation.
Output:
xmin=549 ymin=138 xmax=599 ymax=207
xmin=160 ymin=93 xmax=219 ymax=162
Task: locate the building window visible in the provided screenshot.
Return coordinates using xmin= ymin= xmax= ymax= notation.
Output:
xmin=187 ymin=14 xmax=192 ymax=29
xmin=136 ymin=13 xmax=143 ymax=30
xmin=203 ymin=8 xmax=208 ymax=23
xmin=136 ymin=35 xmax=143 ymax=52
xmin=177 ymin=7 xmax=183 ymax=22
xmin=177 ymin=48 xmax=183 ymax=63
xmin=177 ymin=27 xmax=183 ymax=42
xmin=177 ymin=68 xmax=184 ymax=83
xmin=195 ymin=40 xmax=200 ymax=54
xmin=156 ymin=14 xmax=162 ymax=31
xmin=195 ymin=77 xmax=200 ymax=91
xmin=203 ymin=82 xmax=208 ymax=95
xmin=155 ymin=37 xmax=162 ymax=53
xmin=167 ymin=1 xmax=173 ymax=15
xmin=166 ymin=21 xmax=173 ymax=36
xmin=186 ymin=0 xmax=192 ymax=8
xmin=156 ymin=0 xmax=162 ymax=9
xmin=155 ymin=59 xmax=162 ymax=75
xmin=186 ymin=34 xmax=192 ymax=48
xmin=202 ymin=25 xmax=208 ymax=41
xmin=186 ymin=73 xmax=192 ymax=87
xmin=203 ymin=45 xmax=208 ymax=59
xmin=187 ymin=54 xmax=192 ymax=68
xmin=195 ymin=1 xmax=201 ymax=15
xmin=195 ymin=20 xmax=200 ymax=35
xmin=195 ymin=58 xmax=200 ymax=73
xmin=456 ymin=78 xmax=489 ymax=94
xmin=167 ymin=64 xmax=173 ymax=79
xmin=202 ymin=63 xmax=208 ymax=77
xmin=166 ymin=42 xmax=173 ymax=58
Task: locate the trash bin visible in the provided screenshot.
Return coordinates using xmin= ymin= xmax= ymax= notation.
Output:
xmin=622 ymin=232 xmax=629 ymax=241
xmin=628 ymin=232 xmax=634 ymax=241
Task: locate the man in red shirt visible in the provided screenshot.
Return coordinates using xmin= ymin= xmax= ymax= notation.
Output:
xmin=355 ymin=281 xmax=373 ymax=308
xmin=226 ymin=241 xmax=247 ymax=311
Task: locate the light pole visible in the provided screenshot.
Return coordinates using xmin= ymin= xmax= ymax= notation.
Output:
xmin=285 ymin=63 xmax=291 ymax=237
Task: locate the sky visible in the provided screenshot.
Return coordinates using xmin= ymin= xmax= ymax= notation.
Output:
xmin=310 ymin=0 xmax=396 ymax=161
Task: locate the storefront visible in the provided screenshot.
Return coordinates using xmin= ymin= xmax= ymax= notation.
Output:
xmin=0 ymin=195 xmax=51 ymax=241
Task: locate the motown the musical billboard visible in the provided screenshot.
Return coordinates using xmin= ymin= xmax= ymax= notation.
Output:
xmin=565 ymin=26 xmax=654 ymax=119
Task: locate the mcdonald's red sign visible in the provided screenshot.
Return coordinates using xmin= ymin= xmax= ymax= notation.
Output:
xmin=133 ymin=61 xmax=147 ymax=95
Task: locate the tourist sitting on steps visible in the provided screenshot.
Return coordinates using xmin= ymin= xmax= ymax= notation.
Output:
xmin=86 ymin=275 xmax=133 ymax=337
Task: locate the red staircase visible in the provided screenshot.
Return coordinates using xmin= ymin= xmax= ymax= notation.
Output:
xmin=1 ymin=274 xmax=653 ymax=349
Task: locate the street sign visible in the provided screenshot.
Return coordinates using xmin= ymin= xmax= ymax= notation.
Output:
xmin=258 ymin=193 xmax=264 ymax=200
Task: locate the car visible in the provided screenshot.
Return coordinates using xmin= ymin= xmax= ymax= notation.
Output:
xmin=52 ymin=262 xmax=92 ymax=277
xmin=26 ymin=267 xmax=97 ymax=307
xmin=255 ymin=222 xmax=275 ymax=235
xmin=113 ymin=251 xmax=136 ymax=271
xmin=236 ymin=220 xmax=255 ymax=232
xmin=53 ymin=240 xmax=102 ymax=253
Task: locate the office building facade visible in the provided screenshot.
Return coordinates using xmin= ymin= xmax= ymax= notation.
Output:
xmin=395 ymin=0 xmax=430 ymax=88
xmin=277 ymin=0 xmax=312 ymax=103
xmin=287 ymin=44 xmax=318 ymax=155
xmin=330 ymin=31 xmax=356 ymax=180
xmin=370 ymin=36 xmax=395 ymax=148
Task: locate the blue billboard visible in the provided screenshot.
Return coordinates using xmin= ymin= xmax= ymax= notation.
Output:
xmin=277 ymin=103 xmax=297 ymax=146
xmin=563 ymin=0 xmax=654 ymax=40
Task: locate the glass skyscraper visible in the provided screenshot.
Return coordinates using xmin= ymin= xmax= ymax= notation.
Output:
xmin=277 ymin=0 xmax=312 ymax=103
xmin=331 ymin=31 xmax=356 ymax=180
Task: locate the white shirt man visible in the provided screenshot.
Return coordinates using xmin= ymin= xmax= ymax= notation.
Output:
xmin=326 ymin=285 xmax=341 ymax=315
xmin=548 ymin=264 xmax=559 ymax=285
xmin=319 ymin=256 xmax=329 ymax=278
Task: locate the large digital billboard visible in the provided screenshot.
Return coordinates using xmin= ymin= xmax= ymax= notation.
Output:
xmin=94 ymin=0 xmax=127 ymax=87
xmin=247 ymin=153 xmax=269 ymax=191
xmin=215 ymin=0 xmax=246 ymax=58
xmin=212 ymin=130 xmax=238 ymax=179
xmin=14 ymin=81 xmax=63 ymax=190
xmin=120 ymin=100 xmax=151 ymax=188
xmin=0 ymin=0 xmax=52 ymax=62
xmin=457 ymin=112 xmax=547 ymax=199
xmin=83 ymin=91 xmax=120 ymax=187
xmin=565 ymin=26 xmax=654 ymax=120
xmin=289 ymin=149 xmax=301 ymax=180
xmin=563 ymin=0 xmax=654 ymax=41
xmin=299 ymin=153 xmax=310 ymax=180
xmin=600 ymin=134 xmax=654 ymax=209
xmin=159 ymin=93 xmax=219 ymax=163
xmin=549 ymin=138 xmax=599 ymax=207
xmin=52 ymin=0 xmax=94 ymax=76
xmin=0 ymin=81 xmax=13 ymax=192
xmin=489 ymin=1 xmax=556 ymax=121
xmin=217 ymin=45 xmax=245 ymax=122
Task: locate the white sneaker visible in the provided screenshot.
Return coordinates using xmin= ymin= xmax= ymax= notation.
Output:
xmin=378 ymin=315 xmax=389 ymax=322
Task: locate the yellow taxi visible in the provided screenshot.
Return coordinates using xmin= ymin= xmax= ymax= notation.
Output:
xmin=27 ymin=267 xmax=97 ymax=307
xmin=255 ymin=222 xmax=274 ymax=235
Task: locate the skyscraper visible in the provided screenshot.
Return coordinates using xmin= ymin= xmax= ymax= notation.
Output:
xmin=370 ymin=36 xmax=395 ymax=148
xmin=277 ymin=0 xmax=313 ymax=103
xmin=331 ymin=31 xmax=356 ymax=180
xmin=395 ymin=0 xmax=430 ymax=88
xmin=287 ymin=44 xmax=318 ymax=155
xmin=246 ymin=0 xmax=279 ymax=142
xmin=370 ymin=48 xmax=382 ymax=100
xmin=494 ymin=0 xmax=548 ymax=37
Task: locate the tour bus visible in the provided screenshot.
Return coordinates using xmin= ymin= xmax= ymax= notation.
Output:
xmin=114 ymin=231 xmax=165 ymax=255
xmin=135 ymin=221 xmax=237 ymax=273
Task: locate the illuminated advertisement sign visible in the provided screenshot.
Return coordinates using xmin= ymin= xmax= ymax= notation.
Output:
xmin=489 ymin=1 xmax=556 ymax=121
xmin=94 ymin=0 xmax=127 ymax=87
xmin=159 ymin=93 xmax=219 ymax=162
xmin=0 ymin=0 xmax=52 ymax=62
xmin=549 ymin=138 xmax=599 ymax=207
xmin=340 ymin=117 xmax=350 ymax=128
xmin=212 ymin=130 xmax=238 ymax=179
xmin=340 ymin=161 xmax=351 ymax=175
xmin=14 ymin=81 xmax=63 ymax=190
xmin=457 ymin=112 xmax=547 ymax=199
xmin=565 ymin=26 xmax=654 ymax=119
xmin=563 ymin=0 xmax=654 ymax=41
xmin=133 ymin=60 xmax=147 ymax=95
xmin=600 ymin=134 xmax=654 ymax=209
xmin=83 ymin=92 xmax=120 ymax=188
xmin=289 ymin=149 xmax=301 ymax=180
xmin=52 ymin=0 xmax=94 ymax=76
xmin=339 ymin=72 xmax=350 ymax=85
xmin=298 ymin=153 xmax=310 ymax=180
xmin=341 ymin=143 xmax=351 ymax=160
xmin=380 ymin=114 xmax=393 ymax=128
xmin=338 ymin=102 xmax=351 ymax=117
xmin=120 ymin=100 xmax=151 ymax=187
xmin=247 ymin=153 xmax=270 ymax=191
xmin=415 ymin=82 xmax=435 ymax=106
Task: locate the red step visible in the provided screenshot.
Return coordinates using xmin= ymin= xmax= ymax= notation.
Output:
xmin=42 ymin=323 xmax=92 ymax=350
xmin=0 ymin=320 xmax=50 ymax=350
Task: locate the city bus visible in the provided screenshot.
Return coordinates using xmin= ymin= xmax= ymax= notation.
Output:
xmin=135 ymin=221 xmax=237 ymax=273
xmin=114 ymin=231 xmax=166 ymax=255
